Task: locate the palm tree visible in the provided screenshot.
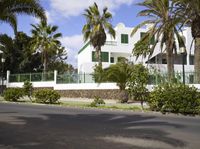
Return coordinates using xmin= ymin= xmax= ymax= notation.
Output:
xmin=132 ymin=0 xmax=185 ymax=81
xmin=0 ymin=0 xmax=46 ymax=33
xmin=31 ymin=21 xmax=62 ymax=73
xmin=173 ymin=0 xmax=200 ymax=83
xmin=93 ymin=57 xmax=132 ymax=103
xmin=0 ymin=34 xmax=21 ymax=73
xmin=82 ymin=2 xmax=116 ymax=67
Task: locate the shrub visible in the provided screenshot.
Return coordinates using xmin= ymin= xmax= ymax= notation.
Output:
xmin=34 ymin=89 xmax=61 ymax=104
xmin=127 ymin=64 xmax=149 ymax=109
xmin=23 ymin=81 xmax=33 ymax=101
xmin=3 ymin=88 xmax=24 ymax=102
xmin=149 ymin=83 xmax=200 ymax=114
xmin=90 ymin=96 xmax=105 ymax=107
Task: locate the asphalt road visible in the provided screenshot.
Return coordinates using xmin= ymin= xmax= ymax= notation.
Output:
xmin=0 ymin=103 xmax=200 ymax=149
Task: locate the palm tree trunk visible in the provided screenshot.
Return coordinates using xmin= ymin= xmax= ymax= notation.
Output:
xmin=43 ymin=51 xmax=47 ymax=73
xmin=194 ymin=38 xmax=200 ymax=83
xmin=166 ymin=35 xmax=175 ymax=82
xmin=166 ymin=49 xmax=174 ymax=81
xmin=96 ymin=46 xmax=102 ymax=67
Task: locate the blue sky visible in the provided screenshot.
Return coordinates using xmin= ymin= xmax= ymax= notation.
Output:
xmin=1 ymin=0 xmax=144 ymax=67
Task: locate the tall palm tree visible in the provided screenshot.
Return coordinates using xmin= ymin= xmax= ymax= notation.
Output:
xmin=82 ymin=2 xmax=116 ymax=67
xmin=173 ymin=0 xmax=200 ymax=83
xmin=0 ymin=0 xmax=46 ymax=33
xmin=132 ymin=0 xmax=185 ymax=81
xmin=0 ymin=34 xmax=21 ymax=73
xmin=31 ymin=21 xmax=62 ymax=73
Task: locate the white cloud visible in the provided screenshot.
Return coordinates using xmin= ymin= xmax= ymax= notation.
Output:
xmin=60 ymin=35 xmax=84 ymax=67
xmin=31 ymin=11 xmax=54 ymax=24
xmin=47 ymin=0 xmax=135 ymax=21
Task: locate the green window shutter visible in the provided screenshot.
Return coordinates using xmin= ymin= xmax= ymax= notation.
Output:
xmin=141 ymin=32 xmax=155 ymax=45
xmin=150 ymin=36 xmax=155 ymax=45
xmin=140 ymin=32 xmax=146 ymax=39
xmin=92 ymin=51 xmax=98 ymax=62
xmin=92 ymin=51 xmax=109 ymax=62
xmin=121 ymin=34 xmax=129 ymax=44
xmin=101 ymin=52 xmax=109 ymax=62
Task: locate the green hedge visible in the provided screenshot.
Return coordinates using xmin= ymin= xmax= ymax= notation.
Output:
xmin=149 ymin=83 xmax=200 ymax=114
xmin=3 ymin=88 xmax=24 ymax=102
xmin=34 ymin=89 xmax=61 ymax=104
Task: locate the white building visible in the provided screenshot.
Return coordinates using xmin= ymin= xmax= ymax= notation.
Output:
xmin=78 ymin=23 xmax=195 ymax=81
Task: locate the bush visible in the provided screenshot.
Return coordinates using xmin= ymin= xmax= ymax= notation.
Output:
xmin=23 ymin=81 xmax=33 ymax=100
xmin=149 ymin=83 xmax=200 ymax=114
xmin=90 ymin=96 xmax=105 ymax=107
xmin=3 ymin=88 xmax=24 ymax=102
xmin=127 ymin=64 xmax=149 ymax=108
xmin=34 ymin=89 xmax=61 ymax=104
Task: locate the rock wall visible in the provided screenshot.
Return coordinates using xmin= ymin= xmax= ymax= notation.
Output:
xmin=57 ymin=89 xmax=121 ymax=100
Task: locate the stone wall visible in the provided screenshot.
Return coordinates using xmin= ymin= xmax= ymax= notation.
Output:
xmin=57 ymin=89 xmax=121 ymax=100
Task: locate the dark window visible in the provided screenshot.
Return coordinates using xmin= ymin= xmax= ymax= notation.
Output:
xmin=162 ymin=59 xmax=167 ymax=64
xmin=189 ymin=55 xmax=194 ymax=65
xmin=121 ymin=34 xmax=129 ymax=44
xmin=183 ymin=54 xmax=187 ymax=65
xmin=92 ymin=51 xmax=109 ymax=62
xmin=110 ymin=57 xmax=114 ymax=63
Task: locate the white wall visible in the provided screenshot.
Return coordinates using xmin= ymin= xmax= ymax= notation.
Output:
xmin=7 ymin=81 xmax=55 ymax=88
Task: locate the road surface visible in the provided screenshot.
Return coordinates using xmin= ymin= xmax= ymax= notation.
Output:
xmin=0 ymin=103 xmax=200 ymax=149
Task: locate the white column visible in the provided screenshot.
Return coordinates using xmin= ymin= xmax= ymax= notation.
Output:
xmin=54 ymin=70 xmax=57 ymax=85
xmin=6 ymin=70 xmax=10 ymax=87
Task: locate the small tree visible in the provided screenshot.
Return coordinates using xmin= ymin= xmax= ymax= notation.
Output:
xmin=23 ymin=81 xmax=33 ymax=101
xmin=93 ymin=65 xmax=107 ymax=83
xmin=127 ymin=64 xmax=149 ymax=109
xmin=93 ymin=58 xmax=132 ymax=103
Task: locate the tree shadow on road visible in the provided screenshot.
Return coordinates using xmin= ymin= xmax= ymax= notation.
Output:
xmin=0 ymin=111 xmax=187 ymax=149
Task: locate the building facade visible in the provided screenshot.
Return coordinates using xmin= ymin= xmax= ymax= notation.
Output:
xmin=78 ymin=23 xmax=195 ymax=78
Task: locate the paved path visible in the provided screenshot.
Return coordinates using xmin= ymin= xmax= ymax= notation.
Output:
xmin=0 ymin=103 xmax=200 ymax=149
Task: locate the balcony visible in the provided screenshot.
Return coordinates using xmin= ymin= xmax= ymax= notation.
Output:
xmin=105 ymin=41 xmax=117 ymax=46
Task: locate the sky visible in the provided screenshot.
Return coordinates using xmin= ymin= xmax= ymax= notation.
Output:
xmin=0 ymin=0 xmax=144 ymax=68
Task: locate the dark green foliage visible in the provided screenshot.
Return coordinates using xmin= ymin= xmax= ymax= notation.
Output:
xmin=3 ymin=88 xmax=24 ymax=102
xmin=90 ymin=96 xmax=105 ymax=107
xmin=34 ymin=89 xmax=61 ymax=104
xmin=31 ymin=22 xmax=64 ymax=72
xmin=106 ymin=58 xmax=132 ymax=91
xmin=127 ymin=64 xmax=149 ymax=109
xmin=23 ymin=81 xmax=33 ymax=100
xmin=149 ymin=83 xmax=200 ymax=114
xmin=93 ymin=65 xmax=107 ymax=83
xmin=93 ymin=58 xmax=132 ymax=103
xmin=0 ymin=0 xmax=46 ymax=33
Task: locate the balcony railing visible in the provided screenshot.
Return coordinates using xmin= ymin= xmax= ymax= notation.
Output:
xmin=105 ymin=41 xmax=117 ymax=46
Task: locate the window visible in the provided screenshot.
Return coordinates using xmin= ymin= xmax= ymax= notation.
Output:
xmin=101 ymin=52 xmax=109 ymax=62
xmin=92 ymin=51 xmax=109 ymax=62
xmin=162 ymin=59 xmax=167 ymax=64
xmin=189 ymin=55 xmax=194 ymax=65
xmin=121 ymin=34 xmax=129 ymax=44
xmin=140 ymin=32 xmax=155 ymax=45
xmin=110 ymin=57 xmax=114 ymax=63
xmin=183 ymin=55 xmax=187 ymax=65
